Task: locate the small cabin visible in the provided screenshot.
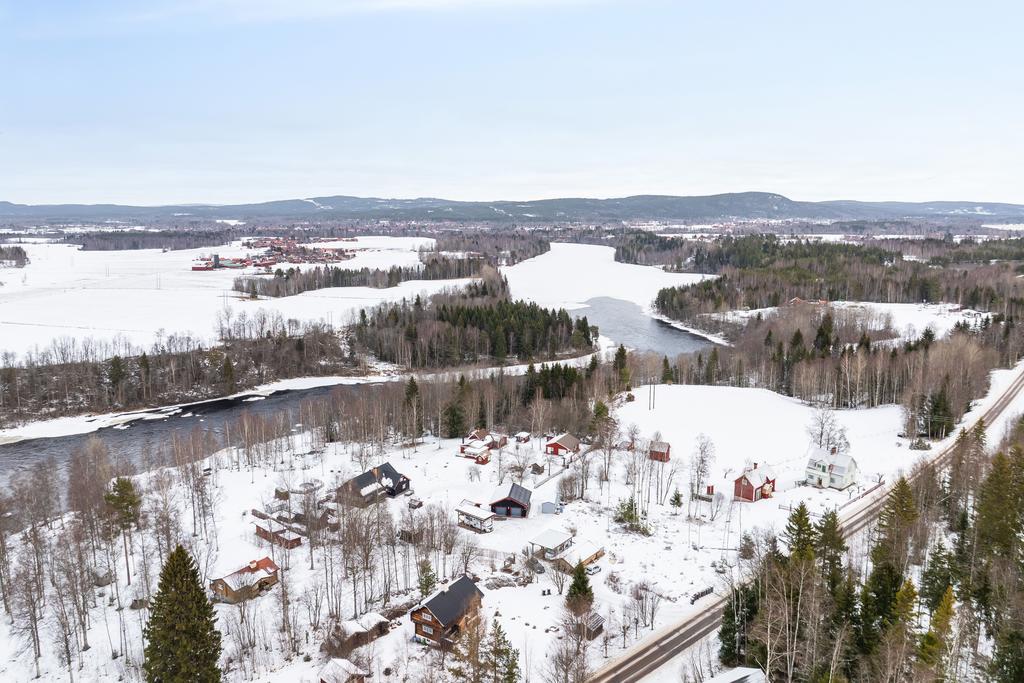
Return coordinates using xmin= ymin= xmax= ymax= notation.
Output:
xmin=210 ymin=557 xmax=279 ymax=603
xmin=733 ymin=463 xmax=777 ymax=502
xmin=648 ymin=441 xmax=671 ymax=463
xmin=410 ymin=575 xmax=484 ymax=648
xmin=515 ymin=431 xmax=531 ymax=443
xmin=490 ymin=482 xmax=532 ymax=518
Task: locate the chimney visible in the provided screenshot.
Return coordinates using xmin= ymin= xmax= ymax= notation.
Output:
xmin=831 ymin=446 xmax=837 ymax=455
xmin=753 ymin=462 xmax=758 ymax=470
xmin=248 ymin=560 xmax=258 ymax=570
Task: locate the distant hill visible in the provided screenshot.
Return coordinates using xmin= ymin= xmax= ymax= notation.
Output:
xmin=2 ymin=192 xmax=1024 ymax=223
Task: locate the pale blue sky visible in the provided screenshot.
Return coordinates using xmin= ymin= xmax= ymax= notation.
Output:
xmin=1 ymin=0 xmax=1021 ymax=205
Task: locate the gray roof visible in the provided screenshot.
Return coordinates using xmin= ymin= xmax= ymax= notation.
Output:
xmin=421 ymin=575 xmax=483 ymax=628
xmin=491 ymin=482 xmax=532 ymax=507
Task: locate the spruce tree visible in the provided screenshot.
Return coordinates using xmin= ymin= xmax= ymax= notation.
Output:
xmin=566 ymin=562 xmax=594 ymax=614
xmin=782 ymin=502 xmax=816 ymax=561
xmin=991 ymin=628 xmax=1024 ymax=682
xmin=485 ymin=620 xmax=520 ymax=683
xmin=976 ymin=451 xmax=1018 ymax=559
xmin=661 ymin=356 xmax=674 ymax=384
xmin=143 ymin=545 xmax=221 ymax=682
xmin=814 ymin=509 xmax=846 ymax=591
xmin=873 ymin=476 xmax=918 ymax=569
xmin=920 ymin=543 xmax=954 ymax=613
xmin=418 ymin=560 xmax=438 ymax=598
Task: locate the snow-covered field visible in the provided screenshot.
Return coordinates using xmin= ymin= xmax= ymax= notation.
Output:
xmin=501 ymin=243 xmax=713 ymax=312
xmin=0 ymin=237 xmax=452 ymax=358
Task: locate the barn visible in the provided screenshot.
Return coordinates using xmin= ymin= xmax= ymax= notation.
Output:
xmin=733 ymin=463 xmax=777 ymax=502
xmin=490 ymin=482 xmax=532 ymax=518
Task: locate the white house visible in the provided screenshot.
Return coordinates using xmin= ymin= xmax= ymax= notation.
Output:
xmin=804 ymin=445 xmax=859 ymax=490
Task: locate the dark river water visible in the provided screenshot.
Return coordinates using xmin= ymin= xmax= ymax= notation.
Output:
xmin=575 ymin=296 xmax=714 ymax=357
xmin=0 ymin=297 xmax=712 ymax=479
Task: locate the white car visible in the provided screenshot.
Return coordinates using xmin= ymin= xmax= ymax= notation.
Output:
xmin=585 ymin=565 xmax=601 ymax=576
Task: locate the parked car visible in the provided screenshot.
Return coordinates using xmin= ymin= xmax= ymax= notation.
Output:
xmin=585 ymin=565 xmax=602 ymax=576
xmin=408 ymin=497 xmax=423 ymax=509
xmin=526 ymin=557 xmax=546 ymax=574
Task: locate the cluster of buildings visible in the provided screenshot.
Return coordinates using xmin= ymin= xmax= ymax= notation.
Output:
xmin=731 ymin=444 xmax=861 ymax=503
xmin=191 ymin=236 xmax=355 ymax=271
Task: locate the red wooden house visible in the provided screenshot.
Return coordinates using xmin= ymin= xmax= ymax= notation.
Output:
xmin=544 ymin=433 xmax=580 ymax=456
xmin=733 ymin=463 xmax=777 ymax=502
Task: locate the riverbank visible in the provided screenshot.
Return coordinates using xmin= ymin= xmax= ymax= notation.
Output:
xmin=0 ymin=337 xmax=616 ymax=446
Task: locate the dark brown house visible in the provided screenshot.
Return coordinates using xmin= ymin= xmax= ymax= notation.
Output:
xmin=339 ymin=462 xmax=410 ymax=506
xmin=410 ymin=575 xmax=484 ymax=647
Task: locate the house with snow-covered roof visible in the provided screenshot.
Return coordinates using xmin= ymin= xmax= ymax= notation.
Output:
xmin=733 ymin=463 xmax=777 ymax=502
xmin=210 ymin=557 xmax=279 ymax=603
xmin=545 ymin=433 xmax=580 ymax=456
xmin=318 ymin=657 xmax=368 ymax=683
xmin=338 ymin=462 xmax=410 ymax=506
xmin=805 ymin=444 xmax=859 ymax=490
xmin=410 ymin=575 xmax=484 ymax=647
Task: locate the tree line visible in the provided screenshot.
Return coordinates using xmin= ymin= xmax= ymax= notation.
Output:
xmin=232 ymin=256 xmax=487 ymax=298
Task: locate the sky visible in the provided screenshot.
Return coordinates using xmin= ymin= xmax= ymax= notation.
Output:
xmin=0 ymin=0 xmax=1022 ymax=205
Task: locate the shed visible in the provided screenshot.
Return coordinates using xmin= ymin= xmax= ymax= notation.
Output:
xmin=648 ymin=441 xmax=671 ymax=463
xmin=254 ymin=519 xmax=302 ymax=550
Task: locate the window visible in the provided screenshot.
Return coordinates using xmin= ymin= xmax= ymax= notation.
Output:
xmin=421 ymin=625 xmax=434 ymax=635
xmin=422 ymin=612 xmax=432 ymax=622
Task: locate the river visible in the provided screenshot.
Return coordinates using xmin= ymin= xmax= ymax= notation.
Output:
xmin=0 ymin=296 xmax=713 ymax=480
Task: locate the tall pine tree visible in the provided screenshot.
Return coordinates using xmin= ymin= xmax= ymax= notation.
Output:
xmin=143 ymin=545 xmax=222 ymax=682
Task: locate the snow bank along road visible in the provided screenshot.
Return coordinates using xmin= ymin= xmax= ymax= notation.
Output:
xmin=588 ymin=366 xmax=1024 ymax=683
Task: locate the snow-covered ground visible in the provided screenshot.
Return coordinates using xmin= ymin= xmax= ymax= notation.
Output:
xmin=501 ymin=243 xmax=712 ymax=312
xmin=4 ymin=350 xmax=1024 ymax=682
xmin=0 ymin=237 xmax=453 ymax=359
